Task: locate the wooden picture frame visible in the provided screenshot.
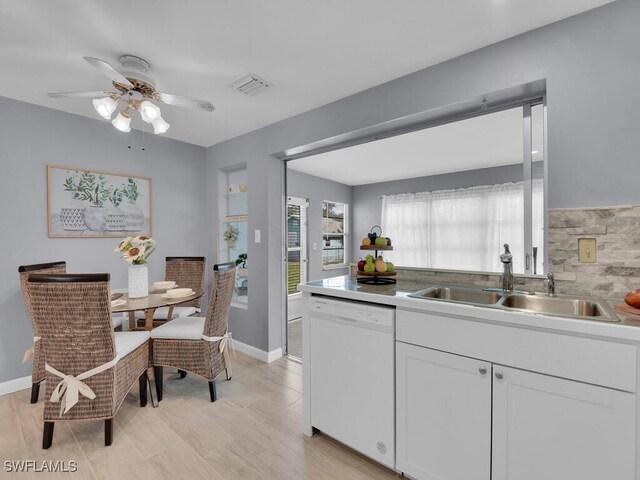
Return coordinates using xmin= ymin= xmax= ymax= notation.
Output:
xmin=47 ymin=165 xmax=152 ymax=238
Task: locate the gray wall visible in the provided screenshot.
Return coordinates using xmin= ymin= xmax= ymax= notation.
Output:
xmin=205 ymin=0 xmax=640 ymax=354
xmin=205 ymin=142 xmax=283 ymax=353
xmin=0 ymin=96 xmax=207 ymax=383
xmin=351 ymin=163 xmax=539 ymax=259
xmin=287 ymin=169 xmax=352 ymax=281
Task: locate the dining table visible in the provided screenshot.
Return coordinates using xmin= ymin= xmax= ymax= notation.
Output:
xmin=110 ymin=287 xmax=205 ymax=408
xmin=111 ymin=287 xmax=205 ymax=331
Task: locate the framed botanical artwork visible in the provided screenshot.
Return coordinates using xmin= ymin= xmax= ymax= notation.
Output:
xmin=47 ymin=165 xmax=152 ymax=238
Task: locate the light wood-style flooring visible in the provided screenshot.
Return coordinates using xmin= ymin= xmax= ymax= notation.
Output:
xmin=1 ymin=352 xmax=400 ymax=479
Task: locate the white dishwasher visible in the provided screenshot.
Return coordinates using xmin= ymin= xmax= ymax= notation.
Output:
xmin=309 ymin=296 xmax=396 ymax=469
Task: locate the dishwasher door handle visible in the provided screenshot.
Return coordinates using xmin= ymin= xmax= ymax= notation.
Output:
xmin=335 ymin=315 xmax=358 ymax=323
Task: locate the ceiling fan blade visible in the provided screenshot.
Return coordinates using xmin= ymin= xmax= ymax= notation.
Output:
xmin=155 ymin=92 xmax=215 ymax=113
xmin=47 ymin=91 xmax=112 ymax=99
xmin=83 ymin=56 xmax=134 ymax=89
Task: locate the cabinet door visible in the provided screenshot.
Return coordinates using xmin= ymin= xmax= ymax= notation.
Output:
xmin=396 ymin=342 xmax=492 ymax=480
xmin=492 ymin=365 xmax=636 ymax=480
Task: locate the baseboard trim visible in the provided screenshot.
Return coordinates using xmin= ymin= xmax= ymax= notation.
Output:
xmin=233 ymin=340 xmax=283 ymax=363
xmin=0 ymin=375 xmax=31 ymax=397
xmin=267 ymin=348 xmax=284 ymax=363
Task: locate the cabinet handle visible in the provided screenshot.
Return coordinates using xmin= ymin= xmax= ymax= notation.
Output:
xmin=495 ymin=371 xmax=504 ymax=380
xmin=479 ymin=367 xmax=487 ymax=375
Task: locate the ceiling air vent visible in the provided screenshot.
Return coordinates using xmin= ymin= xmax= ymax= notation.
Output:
xmin=229 ymin=73 xmax=271 ymax=96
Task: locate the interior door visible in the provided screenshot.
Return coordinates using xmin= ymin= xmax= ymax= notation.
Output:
xmin=492 ymin=365 xmax=636 ymax=480
xmin=286 ymin=196 xmax=308 ymax=359
xmin=396 ymin=342 xmax=492 ymax=480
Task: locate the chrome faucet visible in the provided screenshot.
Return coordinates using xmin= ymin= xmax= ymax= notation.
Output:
xmin=499 ymin=244 xmax=526 ymax=294
xmin=500 ymin=244 xmax=514 ymax=293
xmin=545 ymin=272 xmax=556 ymax=297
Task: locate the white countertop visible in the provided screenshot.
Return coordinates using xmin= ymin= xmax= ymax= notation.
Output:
xmin=298 ymin=275 xmax=640 ymax=343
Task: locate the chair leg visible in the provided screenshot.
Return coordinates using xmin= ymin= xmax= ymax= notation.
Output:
xmin=154 ymin=366 xmax=163 ymax=402
xmin=139 ymin=371 xmax=148 ymax=407
xmin=208 ymin=380 xmax=217 ymax=402
xmin=42 ymin=421 xmax=54 ymax=449
xmin=31 ymin=382 xmax=40 ymax=404
xmin=178 ymin=369 xmax=187 ymax=379
xmin=226 ymin=368 xmax=231 ymax=381
xmin=105 ymin=419 xmax=113 ymax=446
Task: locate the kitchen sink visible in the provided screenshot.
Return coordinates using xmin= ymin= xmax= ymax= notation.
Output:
xmin=408 ymin=285 xmax=619 ymax=322
xmin=498 ymin=294 xmax=617 ymax=321
xmin=408 ymin=285 xmax=502 ymax=305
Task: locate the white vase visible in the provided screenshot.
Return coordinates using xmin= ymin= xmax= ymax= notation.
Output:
xmin=128 ymin=264 xmax=148 ymax=298
xmin=121 ymin=202 xmax=144 ymax=232
xmin=226 ymin=239 xmax=236 ymax=248
xmin=83 ymin=206 xmax=107 ymax=231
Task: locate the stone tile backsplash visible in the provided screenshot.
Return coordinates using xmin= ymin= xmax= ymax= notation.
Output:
xmin=547 ymin=205 xmax=640 ymax=298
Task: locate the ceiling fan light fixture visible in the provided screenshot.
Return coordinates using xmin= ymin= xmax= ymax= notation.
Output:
xmin=112 ymin=110 xmax=132 ymax=133
xmin=152 ymin=116 xmax=170 ymax=134
xmin=92 ymin=96 xmax=117 ymax=120
xmin=139 ymin=100 xmax=161 ymax=123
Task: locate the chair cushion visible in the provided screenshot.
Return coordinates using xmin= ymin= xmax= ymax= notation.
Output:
xmin=150 ymin=316 xmax=204 ymax=340
xmin=134 ymin=306 xmax=197 ymax=320
xmin=114 ymin=331 xmax=150 ymax=361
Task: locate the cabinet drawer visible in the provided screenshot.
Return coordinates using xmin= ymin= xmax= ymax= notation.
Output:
xmin=397 ymin=308 xmax=637 ymax=392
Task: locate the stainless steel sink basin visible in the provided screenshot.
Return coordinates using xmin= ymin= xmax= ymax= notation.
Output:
xmin=499 ymin=294 xmax=617 ymax=321
xmin=408 ymin=285 xmax=502 ymax=305
xmin=408 ymin=285 xmax=619 ymax=322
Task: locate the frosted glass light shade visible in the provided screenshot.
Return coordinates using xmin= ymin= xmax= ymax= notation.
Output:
xmin=140 ymin=100 xmax=161 ymax=123
xmin=152 ymin=116 xmax=170 ymax=134
xmin=112 ymin=111 xmax=131 ymax=132
xmin=92 ymin=97 xmax=117 ymax=120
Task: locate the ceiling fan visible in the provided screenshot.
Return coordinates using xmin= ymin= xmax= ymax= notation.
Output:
xmin=47 ymin=55 xmax=215 ymax=134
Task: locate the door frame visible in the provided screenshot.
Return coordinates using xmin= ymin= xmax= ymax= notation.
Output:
xmin=282 ymin=164 xmax=309 ymax=359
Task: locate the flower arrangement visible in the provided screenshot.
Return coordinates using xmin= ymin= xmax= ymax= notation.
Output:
xmin=114 ymin=235 xmax=156 ymax=264
xmin=223 ymin=223 xmax=240 ymax=248
xmin=223 ymin=224 xmax=240 ymax=242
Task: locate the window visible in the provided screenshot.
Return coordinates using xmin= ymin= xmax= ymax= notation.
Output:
xmin=381 ymin=180 xmax=544 ymax=274
xmin=322 ymin=201 xmax=348 ymax=267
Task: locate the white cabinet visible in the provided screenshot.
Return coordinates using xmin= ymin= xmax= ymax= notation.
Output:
xmin=398 ymin=342 xmax=637 ymax=480
xmin=492 ymin=365 xmax=636 ymax=480
xmin=396 ymin=342 xmax=492 ymax=480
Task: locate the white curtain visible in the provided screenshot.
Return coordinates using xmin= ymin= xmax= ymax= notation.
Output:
xmin=382 ymin=181 xmax=543 ymax=273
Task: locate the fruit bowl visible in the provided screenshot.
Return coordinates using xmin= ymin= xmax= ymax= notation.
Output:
xmin=357 ymin=270 xmax=396 ymax=277
xmin=360 ymin=245 xmax=393 ymax=251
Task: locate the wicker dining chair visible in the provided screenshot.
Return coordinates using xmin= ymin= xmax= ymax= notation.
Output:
xmin=135 ymin=256 xmax=206 ymax=325
xmin=28 ymin=273 xmax=150 ymax=449
xmin=18 ymin=261 xmax=67 ymax=404
xmin=151 ymin=262 xmax=236 ymax=402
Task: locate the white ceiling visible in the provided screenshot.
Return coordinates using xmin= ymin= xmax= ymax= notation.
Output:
xmin=0 ymin=0 xmax=612 ymax=147
xmin=288 ymin=105 xmax=544 ymax=185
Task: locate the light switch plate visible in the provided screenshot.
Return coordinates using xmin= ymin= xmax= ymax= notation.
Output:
xmin=578 ymin=238 xmax=596 ymax=263
xmin=254 ymin=230 xmax=261 ymax=243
